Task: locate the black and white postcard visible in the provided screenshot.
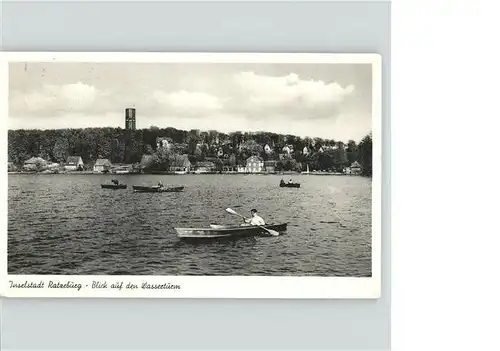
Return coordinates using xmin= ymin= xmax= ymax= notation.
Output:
xmin=0 ymin=52 xmax=381 ymax=298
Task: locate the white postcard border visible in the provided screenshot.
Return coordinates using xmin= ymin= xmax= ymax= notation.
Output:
xmin=0 ymin=52 xmax=382 ymax=299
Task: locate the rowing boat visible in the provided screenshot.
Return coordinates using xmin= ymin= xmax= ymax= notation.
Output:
xmin=133 ymin=185 xmax=184 ymax=193
xmin=101 ymin=184 xmax=127 ymax=189
xmin=174 ymin=223 xmax=287 ymax=239
xmin=280 ymin=182 xmax=301 ymax=188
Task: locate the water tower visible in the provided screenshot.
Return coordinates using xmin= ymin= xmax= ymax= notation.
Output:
xmin=125 ymin=108 xmax=136 ymax=130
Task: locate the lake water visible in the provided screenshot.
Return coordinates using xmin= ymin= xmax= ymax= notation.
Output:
xmin=8 ymin=174 xmax=372 ymax=277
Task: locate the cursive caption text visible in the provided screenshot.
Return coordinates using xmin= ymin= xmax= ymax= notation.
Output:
xmin=8 ymin=280 xmax=181 ymax=292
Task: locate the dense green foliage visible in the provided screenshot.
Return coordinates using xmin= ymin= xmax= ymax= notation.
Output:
xmin=8 ymin=127 xmax=372 ymax=175
xmin=357 ymin=134 xmax=373 ymax=176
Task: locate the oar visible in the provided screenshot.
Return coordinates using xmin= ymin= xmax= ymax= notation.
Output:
xmin=225 ymin=208 xmax=279 ymax=236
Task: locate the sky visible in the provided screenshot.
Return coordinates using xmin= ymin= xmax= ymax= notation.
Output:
xmin=9 ymin=62 xmax=373 ymax=143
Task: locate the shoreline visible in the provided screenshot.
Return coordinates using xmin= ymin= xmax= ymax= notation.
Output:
xmin=7 ymin=171 xmax=364 ymax=177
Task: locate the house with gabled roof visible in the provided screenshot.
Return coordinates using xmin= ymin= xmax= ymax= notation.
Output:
xmin=65 ymin=156 xmax=84 ymax=171
xmin=93 ymin=159 xmax=112 ymax=173
xmin=169 ymin=154 xmax=191 ymax=173
xmin=246 ymin=155 xmax=264 ymax=173
xmin=350 ymin=161 xmax=362 ymax=174
xmin=23 ymin=157 xmax=48 ymax=172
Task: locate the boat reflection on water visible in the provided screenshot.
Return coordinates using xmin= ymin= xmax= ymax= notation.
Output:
xmin=132 ymin=185 xmax=184 ymax=193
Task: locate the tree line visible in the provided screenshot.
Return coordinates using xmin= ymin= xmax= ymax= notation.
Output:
xmin=8 ymin=127 xmax=372 ymax=176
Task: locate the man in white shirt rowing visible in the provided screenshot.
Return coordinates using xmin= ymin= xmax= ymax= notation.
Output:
xmin=242 ymin=209 xmax=266 ymax=226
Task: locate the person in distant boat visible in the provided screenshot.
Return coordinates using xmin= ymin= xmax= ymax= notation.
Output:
xmin=243 ymin=209 xmax=266 ymax=226
xmin=112 ymin=179 xmax=119 ymax=185
xmin=280 ymin=179 xmax=285 ymax=186
xmin=288 ymin=179 xmax=293 ymax=184
xmin=157 ymin=181 xmax=164 ymax=188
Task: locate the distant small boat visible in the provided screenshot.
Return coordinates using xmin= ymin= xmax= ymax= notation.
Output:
xmin=113 ymin=166 xmax=131 ymax=174
xmin=175 ymin=223 xmax=287 ymax=239
xmin=280 ymin=182 xmax=301 ymax=188
xmin=101 ymin=184 xmax=127 ymax=189
xmin=174 ymin=171 xmax=187 ymax=175
xmin=133 ymin=185 xmax=184 ymax=193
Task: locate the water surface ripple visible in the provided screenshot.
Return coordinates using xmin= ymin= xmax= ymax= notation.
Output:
xmin=8 ymin=174 xmax=372 ymax=277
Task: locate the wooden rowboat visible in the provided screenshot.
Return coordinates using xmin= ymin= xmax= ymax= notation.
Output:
xmin=280 ymin=182 xmax=301 ymax=188
xmin=174 ymin=223 xmax=287 ymax=239
xmin=133 ymin=185 xmax=184 ymax=193
xmin=101 ymin=184 xmax=127 ymax=189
